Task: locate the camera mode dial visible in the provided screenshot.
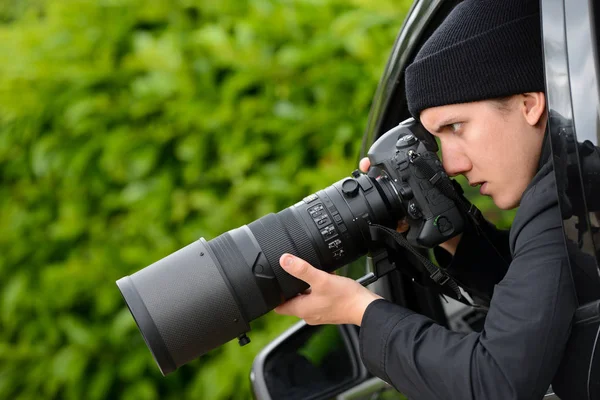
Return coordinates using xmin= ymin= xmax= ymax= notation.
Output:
xmin=396 ymin=134 xmax=418 ymax=148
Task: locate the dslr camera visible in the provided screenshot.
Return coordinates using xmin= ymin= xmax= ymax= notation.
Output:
xmin=116 ymin=118 xmax=466 ymax=375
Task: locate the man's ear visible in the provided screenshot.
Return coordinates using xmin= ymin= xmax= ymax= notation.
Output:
xmin=521 ymin=92 xmax=546 ymax=127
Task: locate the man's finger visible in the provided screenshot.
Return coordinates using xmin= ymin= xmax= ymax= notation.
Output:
xmin=279 ymin=254 xmax=325 ymax=286
xmin=397 ymin=218 xmax=409 ymax=233
xmin=274 ymin=295 xmax=306 ymax=316
xmin=359 ymin=157 xmax=370 ymax=173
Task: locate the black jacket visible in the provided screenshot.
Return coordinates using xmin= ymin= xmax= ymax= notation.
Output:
xmin=359 ymin=161 xmax=579 ymax=400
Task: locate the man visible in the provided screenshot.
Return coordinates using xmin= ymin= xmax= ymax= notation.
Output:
xmin=274 ymin=0 xmax=581 ymax=398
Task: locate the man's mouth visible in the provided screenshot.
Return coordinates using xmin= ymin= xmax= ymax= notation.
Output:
xmin=469 ymin=181 xmax=489 ymax=195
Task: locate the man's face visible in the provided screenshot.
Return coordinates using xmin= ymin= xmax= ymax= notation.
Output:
xmin=419 ymin=97 xmax=546 ymax=210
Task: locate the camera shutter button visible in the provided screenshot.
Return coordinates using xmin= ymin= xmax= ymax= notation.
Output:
xmin=341 ymin=178 xmax=360 ymax=197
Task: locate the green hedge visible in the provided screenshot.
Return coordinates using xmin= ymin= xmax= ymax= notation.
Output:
xmin=0 ymin=1 xmax=414 ymax=399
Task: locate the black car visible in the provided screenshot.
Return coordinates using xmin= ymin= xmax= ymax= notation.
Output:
xmin=250 ymin=0 xmax=600 ymax=399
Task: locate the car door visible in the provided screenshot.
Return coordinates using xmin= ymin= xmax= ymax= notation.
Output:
xmin=540 ymin=0 xmax=600 ymax=399
xmin=542 ymin=0 xmax=600 ymax=273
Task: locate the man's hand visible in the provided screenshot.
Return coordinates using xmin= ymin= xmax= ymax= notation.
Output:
xmin=274 ymin=254 xmax=382 ymax=326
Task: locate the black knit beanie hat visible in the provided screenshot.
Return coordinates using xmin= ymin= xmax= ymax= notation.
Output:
xmin=405 ymin=0 xmax=545 ymax=119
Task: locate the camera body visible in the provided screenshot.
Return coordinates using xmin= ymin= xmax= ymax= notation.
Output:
xmin=368 ymin=118 xmax=464 ymax=247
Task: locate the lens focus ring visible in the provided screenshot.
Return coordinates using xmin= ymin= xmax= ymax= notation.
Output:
xmin=248 ymin=211 xmax=320 ymax=299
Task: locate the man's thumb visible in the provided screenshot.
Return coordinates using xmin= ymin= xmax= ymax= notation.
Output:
xmin=279 ymin=254 xmax=322 ymax=285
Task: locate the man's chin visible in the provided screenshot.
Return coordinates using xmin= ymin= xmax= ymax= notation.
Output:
xmin=492 ymin=195 xmax=520 ymax=211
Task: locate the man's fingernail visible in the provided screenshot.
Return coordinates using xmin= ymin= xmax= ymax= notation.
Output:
xmin=283 ymin=255 xmax=294 ymax=266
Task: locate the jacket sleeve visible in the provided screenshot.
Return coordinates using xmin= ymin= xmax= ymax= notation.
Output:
xmin=359 ymin=169 xmax=578 ymax=400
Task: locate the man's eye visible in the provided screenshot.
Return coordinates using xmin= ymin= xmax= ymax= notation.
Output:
xmin=450 ymin=122 xmax=462 ymax=133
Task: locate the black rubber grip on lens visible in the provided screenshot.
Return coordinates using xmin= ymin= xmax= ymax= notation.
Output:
xmin=278 ymin=208 xmax=322 ymax=270
xmin=248 ymin=210 xmax=320 ymax=300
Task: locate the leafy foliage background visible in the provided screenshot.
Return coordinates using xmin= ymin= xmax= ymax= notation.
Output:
xmin=0 ymin=0 xmax=417 ymax=399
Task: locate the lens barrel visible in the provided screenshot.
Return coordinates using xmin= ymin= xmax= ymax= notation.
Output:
xmin=117 ymin=173 xmax=399 ymax=374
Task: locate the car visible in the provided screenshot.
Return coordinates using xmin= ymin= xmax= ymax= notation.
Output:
xmin=249 ymin=0 xmax=600 ymax=399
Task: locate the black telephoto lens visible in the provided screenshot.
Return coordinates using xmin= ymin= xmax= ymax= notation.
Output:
xmin=116 ymin=172 xmax=402 ymax=375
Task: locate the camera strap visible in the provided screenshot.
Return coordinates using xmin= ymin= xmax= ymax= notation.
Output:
xmin=368 ymin=224 xmax=466 ymax=302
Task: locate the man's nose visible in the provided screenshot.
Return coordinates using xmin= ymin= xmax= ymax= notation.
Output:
xmin=441 ymin=148 xmax=471 ymax=177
